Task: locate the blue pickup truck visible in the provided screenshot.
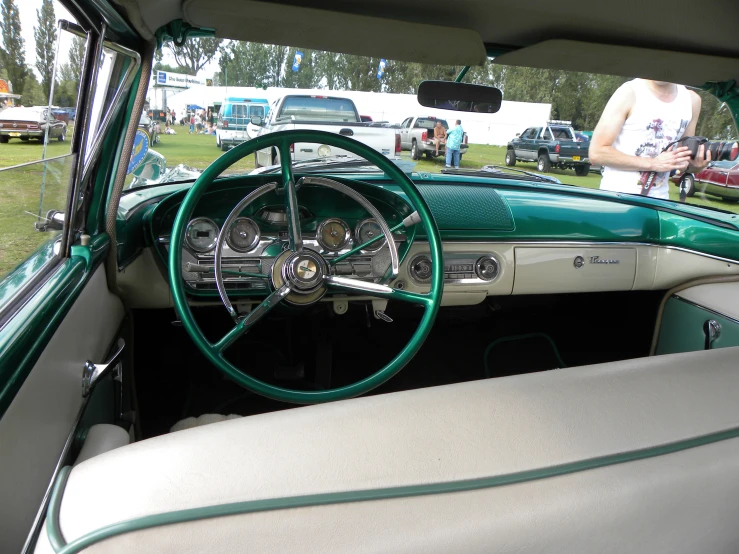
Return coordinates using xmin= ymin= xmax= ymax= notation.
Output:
xmin=505 ymin=120 xmax=591 ymax=176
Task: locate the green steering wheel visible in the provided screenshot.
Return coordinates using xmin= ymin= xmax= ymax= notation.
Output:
xmin=168 ymin=130 xmax=444 ymax=403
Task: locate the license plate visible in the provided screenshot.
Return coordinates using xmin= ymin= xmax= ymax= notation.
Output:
xmin=572 ymin=156 xmax=581 ymax=161
xmin=9 ymin=132 xmax=21 ymax=137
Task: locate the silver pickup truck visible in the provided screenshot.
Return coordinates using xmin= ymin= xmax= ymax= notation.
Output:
xmin=249 ymin=95 xmax=399 ymax=167
xmin=398 ymin=116 xmax=469 ymax=160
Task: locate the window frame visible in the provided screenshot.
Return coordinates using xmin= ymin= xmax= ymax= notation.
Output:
xmin=0 ymin=18 xmax=140 ymax=326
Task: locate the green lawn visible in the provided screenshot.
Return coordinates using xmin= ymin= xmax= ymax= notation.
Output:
xmin=2 ymin=130 xmax=738 ymax=279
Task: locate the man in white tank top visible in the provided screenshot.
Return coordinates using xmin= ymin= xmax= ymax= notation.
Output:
xmin=590 ymin=79 xmax=711 ymax=199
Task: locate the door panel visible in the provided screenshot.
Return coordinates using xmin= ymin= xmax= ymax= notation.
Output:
xmin=0 ymin=264 xmax=124 ymax=553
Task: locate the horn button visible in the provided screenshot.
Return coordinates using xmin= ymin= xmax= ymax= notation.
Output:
xmin=272 ymin=249 xmax=329 ymax=305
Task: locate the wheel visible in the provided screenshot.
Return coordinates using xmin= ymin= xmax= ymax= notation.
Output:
xmin=574 ymin=164 xmax=590 ymax=177
xmin=505 ymin=149 xmax=516 ymax=166
xmin=58 ymin=128 xmax=66 ymax=142
xmin=411 ymin=140 xmax=421 ymax=160
xmin=680 ymin=174 xmax=696 ymax=197
xmin=221 ymin=142 xmax=229 ymax=151
xmin=216 ymin=133 xmax=221 ymax=148
xmin=169 ymin=130 xmax=443 ymax=404
xmin=537 ymin=153 xmax=551 ymax=172
xmin=20 ymin=137 xmax=29 ymax=142
xmin=425 ymin=151 xmax=434 ymax=160
xmin=0 ymin=135 xmax=8 ymax=144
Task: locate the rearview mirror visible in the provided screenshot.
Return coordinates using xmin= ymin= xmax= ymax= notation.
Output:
xmin=250 ymin=115 xmax=263 ymax=126
xmin=515 ymin=132 xmax=521 ymax=137
xmin=417 ymin=80 xmax=502 ymax=113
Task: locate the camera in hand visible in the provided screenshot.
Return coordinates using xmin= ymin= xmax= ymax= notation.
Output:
xmin=677 ymin=136 xmax=739 ymax=162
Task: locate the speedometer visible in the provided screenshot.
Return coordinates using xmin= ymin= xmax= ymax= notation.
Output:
xmin=316 ymin=218 xmax=351 ymax=251
xmin=226 ymin=217 xmax=260 ymax=252
xmin=185 ymin=217 xmax=219 ymax=252
xmin=354 ymin=218 xmax=385 ymax=251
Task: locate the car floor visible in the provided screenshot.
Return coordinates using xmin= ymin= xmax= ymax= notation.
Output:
xmin=132 ymin=290 xmax=663 ymax=439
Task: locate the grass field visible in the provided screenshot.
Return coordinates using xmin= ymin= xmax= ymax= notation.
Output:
xmin=2 ymin=128 xmax=738 ymax=279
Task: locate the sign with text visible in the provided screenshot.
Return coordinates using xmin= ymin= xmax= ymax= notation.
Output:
xmin=154 ymin=71 xmax=207 ymax=88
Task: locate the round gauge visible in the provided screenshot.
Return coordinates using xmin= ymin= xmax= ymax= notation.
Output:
xmin=316 ymin=218 xmax=351 ymax=251
xmin=226 ymin=217 xmax=261 ymax=253
xmin=354 ymin=218 xmax=385 ymax=251
xmin=185 ymin=217 xmax=219 ymax=252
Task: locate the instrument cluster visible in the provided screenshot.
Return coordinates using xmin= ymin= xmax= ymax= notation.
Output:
xmin=183 ymin=214 xmax=387 ymax=256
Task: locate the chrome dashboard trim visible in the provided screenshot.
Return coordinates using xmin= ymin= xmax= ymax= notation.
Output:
xmin=413 ymin=240 xmax=739 ymax=266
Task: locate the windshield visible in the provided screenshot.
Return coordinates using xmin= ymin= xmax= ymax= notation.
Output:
xmin=111 ymin=39 xmax=739 ymax=215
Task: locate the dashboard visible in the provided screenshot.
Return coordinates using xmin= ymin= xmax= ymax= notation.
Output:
xmin=147 ymin=178 xmax=416 ymax=297
xmin=117 ymin=174 xmax=739 ymax=310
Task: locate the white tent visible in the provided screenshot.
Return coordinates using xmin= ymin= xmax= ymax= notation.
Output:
xmin=163 ymin=85 xmax=552 ymax=146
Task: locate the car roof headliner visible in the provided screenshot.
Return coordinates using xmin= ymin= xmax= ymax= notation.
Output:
xmin=112 ymin=0 xmax=739 ymax=83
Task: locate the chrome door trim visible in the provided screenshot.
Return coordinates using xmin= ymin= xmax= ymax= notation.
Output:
xmin=672 ymin=295 xmax=739 ymax=327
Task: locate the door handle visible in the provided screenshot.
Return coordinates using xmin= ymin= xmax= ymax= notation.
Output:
xmin=704 ymin=319 xmax=721 ymax=350
xmin=339 ymin=128 xmax=354 ymax=136
xmin=82 ymin=338 xmax=125 ymax=397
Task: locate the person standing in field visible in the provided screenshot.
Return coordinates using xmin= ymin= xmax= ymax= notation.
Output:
xmin=445 ymin=119 xmax=464 ymax=169
xmin=590 ymin=79 xmax=711 ymax=198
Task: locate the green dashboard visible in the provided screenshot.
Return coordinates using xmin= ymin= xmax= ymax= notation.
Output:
xmin=115 ymin=171 xmax=739 ymax=301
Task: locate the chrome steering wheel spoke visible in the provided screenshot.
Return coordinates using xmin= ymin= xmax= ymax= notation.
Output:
xmin=213 ymin=285 xmax=291 ymax=353
xmin=279 ymin=140 xmax=302 ymax=252
xmin=325 ymin=275 xmax=431 ymax=307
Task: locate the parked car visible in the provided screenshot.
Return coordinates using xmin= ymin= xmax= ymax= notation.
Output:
xmin=398 ymin=115 xmax=469 ymax=160
xmin=506 ymin=120 xmax=591 ymax=176
xmin=215 ymin=97 xmax=270 ymax=151
xmin=670 ymin=159 xmax=739 ymax=201
xmin=0 ymin=106 xmax=67 ymax=143
xmin=249 ymin=94 xmax=399 ymax=166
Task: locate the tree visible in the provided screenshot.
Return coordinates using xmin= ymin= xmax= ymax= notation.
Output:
xmin=0 ymin=0 xmax=27 ymax=95
xmin=67 ymin=36 xmax=84 ymax=93
xmin=218 ymin=41 xmax=287 ymax=88
xmin=34 ymin=0 xmax=56 ymax=100
xmin=166 ymin=37 xmax=222 ymax=74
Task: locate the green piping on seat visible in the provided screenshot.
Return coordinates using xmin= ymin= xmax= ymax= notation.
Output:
xmin=48 ymin=425 xmax=739 ymax=554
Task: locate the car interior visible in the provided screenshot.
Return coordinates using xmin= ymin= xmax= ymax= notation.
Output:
xmin=2 ymin=0 xmax=739 ymax=553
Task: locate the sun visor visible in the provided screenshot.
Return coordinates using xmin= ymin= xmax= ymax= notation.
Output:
xmin=183 ymin=0 xmax=487 ymax=66
xmin=492 ymin=40 xmax=739 ymax=86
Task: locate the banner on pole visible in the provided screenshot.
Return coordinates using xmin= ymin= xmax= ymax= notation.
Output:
xmin=292 ymin=51 xmax=304 ymax=72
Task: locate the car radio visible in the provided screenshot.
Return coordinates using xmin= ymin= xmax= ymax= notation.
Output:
xmin=408 ymin=252 xmax=500 ymax=284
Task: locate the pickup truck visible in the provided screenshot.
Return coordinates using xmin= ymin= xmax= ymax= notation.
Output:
xmin=399 ymin=116 xmax=468 ymax=160
xmin=505 ymin=121 xmax=591 ymax=176
xmin=248 ymin=95 xmax=400 ymax=167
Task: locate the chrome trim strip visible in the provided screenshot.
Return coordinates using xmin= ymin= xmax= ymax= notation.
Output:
xmin=416 ymin=240 xmax=739 ymax=266
xmin=80 ymin=42 xmax=141 ymax=183
xmin=19 ymin=394 xmax=91 ymax=554
xmin=672 ymin=295 xmax=739 ymax=327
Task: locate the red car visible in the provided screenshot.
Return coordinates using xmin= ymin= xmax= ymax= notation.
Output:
xmin=671 ymin=160 xmax=739 ymax=201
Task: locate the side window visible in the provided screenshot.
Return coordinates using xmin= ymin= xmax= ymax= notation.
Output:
xmin=401 ymin=118 xmax=412 ymax=129
xmin=0 ymin=2 xmax=140 ymax=305
xmin=250 ymin=105 xmax=265 ymax=118
xmin=542 ymin=128 xmax=553 ymax=140
xmin=0 ymin=4 xmax=86 ymax=286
